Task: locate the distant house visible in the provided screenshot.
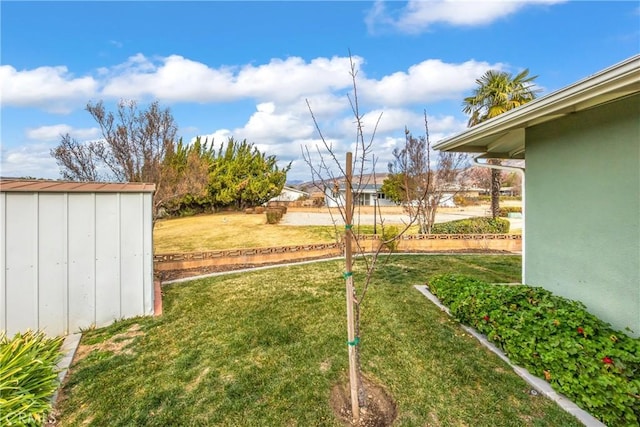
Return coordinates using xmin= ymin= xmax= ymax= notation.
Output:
xmin=0 ymin=179 xmax=156 ymax=336
xmin=325 ymin=183 xmax=397 ymax=208
xmin=269 ymin=186 xmax=309 ymax=204
xmin=434 ymin=55 xmax=639 ymax=336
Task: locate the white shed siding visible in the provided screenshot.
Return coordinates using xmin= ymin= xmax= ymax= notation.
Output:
xmin=0 ymin=188 xmax=154 ymax=337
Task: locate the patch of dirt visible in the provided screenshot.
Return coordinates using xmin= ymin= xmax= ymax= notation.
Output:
xmin=73 ymin=323 xmax=144 ymax=363
xmin=45 ymin=325 xmax=145 ymax=426
xmin=320 ymin=359 xmax=332 ymax=373
xmin=330 ymin=375 xmax=397 ymax=427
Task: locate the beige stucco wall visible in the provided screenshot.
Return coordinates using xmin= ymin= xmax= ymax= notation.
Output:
xmin=525 ymin=93 xmax=639 ymax=336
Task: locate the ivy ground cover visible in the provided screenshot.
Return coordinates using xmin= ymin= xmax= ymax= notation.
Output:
xmin=428 ymin=274 xmax=639 ymax=426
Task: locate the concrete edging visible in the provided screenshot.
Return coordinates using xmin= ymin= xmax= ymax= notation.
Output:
xmin=50 ymin=332 xmax=82 ymax=405
xmin=414 ymin=285 xmax=605 ymax=427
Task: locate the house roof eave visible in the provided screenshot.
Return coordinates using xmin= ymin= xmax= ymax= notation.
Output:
xmin=434 ymin=55 xmax=640 ymax=158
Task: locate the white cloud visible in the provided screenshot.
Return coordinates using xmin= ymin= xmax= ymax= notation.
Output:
xmin=101 ymin=54 xmax=360 ymax=104
xmin=0 ymin=142 xmax=60 ymax=179
xmin=360 ymin=59 xmax=503 ymax=106
xmin=26 ymin=124 xmax=100 ymax=141
xmin=367 ymin=0 xmax=564 ymax=34
xmin=2 ymin=53 xmax=487 ymax=182
xmin=192 ymin=100 xmax=470 ymax=181
xmin=0 ymin=65 xmax=97 ymax=113
xmin=193 ymin=129 xmax=233 ymax=146
xmin=0 ymin=53 xmax=493 ymax=118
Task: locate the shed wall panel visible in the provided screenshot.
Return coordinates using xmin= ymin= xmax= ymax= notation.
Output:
xmin=95 ymin=194 xmax=121 ymax=325
xmin=0 ymin=193 xmax=5 ymax=332
xmin=120 ymin=194 xmax=145 ymax=318
xmin=1 ymin=187 xmax=154 ymax=337
xmin=37 ymin=194 xmax=67 ymax=335
xmin=4 ymin=194 xmax=38 ymax=333
xmin=67 ymin=194 xmax=96 ymax=331
xmin=142 ymin=193 xmax=154 ymax=315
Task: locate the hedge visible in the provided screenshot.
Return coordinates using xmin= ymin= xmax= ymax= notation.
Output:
xmin=430 ymin=217 xmax=510 ymax=234
xmin=498 ymin=206 xmax=522 ymax=217
xmin=427 ymin=274 xmax=640 ymax=426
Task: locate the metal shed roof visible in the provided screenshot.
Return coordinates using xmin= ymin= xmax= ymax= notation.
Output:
xmin=433 ymin=54 xmax=640 ymax=159
xmin=0 ymin=179 xmax=156 ymax=193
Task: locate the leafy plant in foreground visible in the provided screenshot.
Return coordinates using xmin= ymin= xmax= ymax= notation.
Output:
xmin=427 ymin=274 xmax=640 ymax=426
xmin=0 ymin=330 xmax=64 ymax=426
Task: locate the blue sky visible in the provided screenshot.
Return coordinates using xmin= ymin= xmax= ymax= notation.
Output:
xmin=1 ymin=1 xmax=638 ymax=182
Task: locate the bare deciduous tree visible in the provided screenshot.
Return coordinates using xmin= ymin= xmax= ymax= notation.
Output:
xmin=386 ymin=113 xmax=468 ymax=234
xmin=51 ymin=134 xmax=103 ymax=181
xmin=84 ymin=99 xmax=177 ymax=183
xmin=302 ymin=54 xmax=423 ymax=424
xmin=51 ymin=100 xmax=208 ymax=221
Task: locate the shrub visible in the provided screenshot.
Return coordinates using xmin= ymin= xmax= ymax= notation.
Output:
xmin=427 ymin=274 xmax=640 ymax=426
xmin=381 ymin=225 xmax=399 ymax=252
xmin=266 ymin=208 xmax=284 ymax=224
xmin=477 ymin=195 xmax=522 ymax=202
xmin=430 ymin=217 xmax=510 ymax=234
xmin=453 ymin=195 xmax=478 ymax=207
xmin=255 ymin=206 xmax=265 ymax=214
xmin=498 ymin=206 xmax=522 ymax=217
xmin=0 ymin=330 xmax=64 ymax=426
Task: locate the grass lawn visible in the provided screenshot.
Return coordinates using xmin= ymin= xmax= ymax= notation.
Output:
xmin=153 ymin=212 xmax=339 ymax=253
xmin=55 ymin=255 xmax=582 ymax=426
xmin=153 ymin=212 xmax=419 ymax=253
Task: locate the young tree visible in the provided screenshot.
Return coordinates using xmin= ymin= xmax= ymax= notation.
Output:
xmin=383 ymin=115 xmax=468 ymax=234
xmin=462 ymin=69 xmax=538 ymax=217
xmin=302 ymin=54 xmax=423 ymax=424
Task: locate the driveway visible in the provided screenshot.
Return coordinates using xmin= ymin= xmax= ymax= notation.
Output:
xmin=281 ymin=205 xmax=522 ymax=231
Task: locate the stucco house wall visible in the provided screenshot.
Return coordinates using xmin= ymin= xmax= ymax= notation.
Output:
xmin=433 ymin=55 xmax=639 ymax=337
xmin=525 ymin=93 xmax=639 ymax=335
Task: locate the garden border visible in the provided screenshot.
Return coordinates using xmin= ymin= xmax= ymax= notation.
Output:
xmin=414 ymin=285 xmax=605 ymax=427
xmin=154 ymin=234 xmax=522 ymax=278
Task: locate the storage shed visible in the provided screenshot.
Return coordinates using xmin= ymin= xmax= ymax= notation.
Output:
xmin=0 ymin=179 xmax=156 ymax=337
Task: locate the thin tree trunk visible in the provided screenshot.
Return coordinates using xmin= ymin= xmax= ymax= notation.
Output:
xmin=489 ymin=160 xmax=502 ymax=218
xmin=344 ymin=152 xmax=360 ymax=422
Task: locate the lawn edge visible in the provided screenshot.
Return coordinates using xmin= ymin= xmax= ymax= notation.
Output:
xmin=160 ymin=252 xmax=521 ymax=285
xmin=50 ymin=332 xmax=82 ymax=406
xmin=413 ymin=285 xmax=605 ymax=427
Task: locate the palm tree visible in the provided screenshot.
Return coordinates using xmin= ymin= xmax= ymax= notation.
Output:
xmin=462 ymin=69 xmax=538 ymax=217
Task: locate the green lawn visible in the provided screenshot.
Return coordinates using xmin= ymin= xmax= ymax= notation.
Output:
xmin=55 ymin=255 xmax=582 ymax=426
xmin=153 ymin=211 xmax=419 ymax=253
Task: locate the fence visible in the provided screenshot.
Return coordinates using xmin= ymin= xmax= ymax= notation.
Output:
xmin=154 ymin=234 xmax=521 ymax=276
